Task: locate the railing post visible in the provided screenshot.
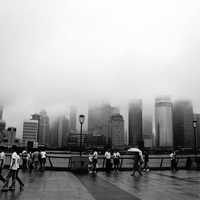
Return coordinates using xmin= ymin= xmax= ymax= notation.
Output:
xmin=120 ymin=157 xmax=123 ymax=170
xmin=48 ymin=156 xmax=53 ymax=168
xmin=160 ymin=158 xmax=164 ymax=169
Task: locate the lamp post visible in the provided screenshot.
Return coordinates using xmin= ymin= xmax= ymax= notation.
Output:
xmin=193 ymin=120 xmax=197 ymax=156
xmin=79 ymin=114 xmax=85 ymax=156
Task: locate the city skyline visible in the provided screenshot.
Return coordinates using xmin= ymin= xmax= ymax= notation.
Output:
xmin=1 ymin=1 xmax=200 ymax=138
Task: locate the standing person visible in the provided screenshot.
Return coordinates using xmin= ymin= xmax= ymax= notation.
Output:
xmin=143 ymin=151 xmax=150 ymax=172
xmin=2 ymin=146 xmax=24 ymax=191
xmin=131 ymin=152 xmax=143 ymax=176
xmin=40 ymin=150 xmax=47 ymax=171
xmin=170 ymin=151 xmax=177 ymax=172
xmin=88 ymin=151 xmax=93 ymax=174
xmin=105 ymin=150 xmax=112 ymax=172
xmin=21 ymin=150 xmax=28 ymax=171
xmin=27 ymin=152 xmax=33 ymax=174
xmin=33 ymin=149 xmax=40 ymax=170
xmin=92 ymin=150 xmax=98 ymax=173
xmin=0 ymin=148 xmax=6 ymax=183
xmin=113 ymin=151 xmax=120 ymax=173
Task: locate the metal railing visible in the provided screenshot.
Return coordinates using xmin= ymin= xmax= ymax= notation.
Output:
xmin=3 ymin=154 xmax=200 ymax=171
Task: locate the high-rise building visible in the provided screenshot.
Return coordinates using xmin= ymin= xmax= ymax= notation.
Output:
xmin=39 ymin=110 xmax=50 ymax=146
xmin=49 ymin=119 xmax=58 ymax=148
xmin=154 ymin=97 xmax=173 ymax=147
xmin=7 ymin=127 xmax=16 ymax=147
xmin=0 ymin=106 xmax=6 ymax=143
xmin=143 ymin=115 xmax=153 ymax=148
xmin=128 ymin=99 xmax=143 ymax=147
xmin=173 ymin=100 xmax=193 ymax=148
xmin=50 ymin=116 xmax=69 ymax=148
xmin=69 ymin=106 xmax=77 ymax=131
xmin=109 ymin=114 xmax=124 ymax=148
xmin=88 ymin=103 xmax=118 ymax=145
xmin=22 ymin=120 xmax=38 ymax=148
xmin=31 ymin=113 xmax=40 ymax=143
xmin=194 ymin=113 xmax=200 ymax=149
xmin=0 ymin=105 xmax=3 ymax=120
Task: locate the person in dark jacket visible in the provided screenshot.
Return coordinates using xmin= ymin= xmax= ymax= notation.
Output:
xmin=131 ymin=152 xmax=143 ymax=176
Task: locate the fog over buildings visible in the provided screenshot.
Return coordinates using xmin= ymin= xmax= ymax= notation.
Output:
xmin=1 ymin=1 xmax=200 ymax=137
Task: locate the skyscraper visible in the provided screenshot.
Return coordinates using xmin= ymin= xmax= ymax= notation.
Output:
xmin=23 ymin=120 xmax=38 ymax=148
xmin=194 ymin=113 xmax=200 ymax=149
xmin=7 ymin=127 xmax=16 ymax=147
xmin=128 ymin=99 xmax=143 ymax=147
xmin=173 ymin=100 xmax=193 ymax=148
xmin=154 ymin=97 xmax=173 ymax=147
xmin=0 ymin=105 xmax=3 ymax=120
xmin=0 ymin=106 xmax=6 ymax=142
xmin=143 ymin=115 xmax=153 ymax=148
xmin=69 ymin=106 xmax=77 ymax=131
xmin=88 ymin=103 xmax=119 ymax=145
xmin=39 ymin=110 xmax=50 ymax=146
xmin=31 ymin=113 xmax=40 ymax=144
xmin=109 ymin=114 xmax=124 ymax=148
xmin=50 ymin=115 xmax=69 ymax=148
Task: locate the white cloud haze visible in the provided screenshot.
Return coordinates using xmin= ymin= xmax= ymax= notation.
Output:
xmin=1 ymin=0 xmax=200 ymax=136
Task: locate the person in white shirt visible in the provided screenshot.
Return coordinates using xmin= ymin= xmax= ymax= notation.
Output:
xmin=0 ymin=148 xmax=6 ymax=183
xmin=92 ymin=150 xmax=98 ymax=173
xmin=105 ymin=150 xmax=112 ymax=172
xmin=113 ymin=151 xmax=120 ymax=173
xmin=2 ymin=146 xmax=24 ymax=191
xmin=40 ymin=150 xmax=47 ymax=171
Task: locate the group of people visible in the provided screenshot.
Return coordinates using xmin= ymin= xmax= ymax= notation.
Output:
xmin=104 ymin=150 xmax=121 ymax=173
xmin=0 ymin=146 xmax=47 ymax=192
xmin=88 ymin=149 xmax=150 ymax=175
xmin=88 ymin=150 xmax=98 ymax=174
xmin=88 ymin=150 xmax=121 ymax=174
xmin=21 ymin=149 xmax=47 ymax=173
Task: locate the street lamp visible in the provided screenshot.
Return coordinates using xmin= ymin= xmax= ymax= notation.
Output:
xmin=193 ymin=120 xmax=197 ymax=156
xmin=79 ymin=114 xmax=85 ymax=156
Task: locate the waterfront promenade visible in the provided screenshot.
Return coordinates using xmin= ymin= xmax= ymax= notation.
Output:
xmin=0 ymin=170 xmax=199 ymax=200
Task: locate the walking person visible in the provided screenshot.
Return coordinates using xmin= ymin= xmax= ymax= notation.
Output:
xmin=143 ymin=150 xmax=150 ymax=172
xmin=113 ymin=151 xmax=120 ymax=173
xmin=33 ymin=149 xmax=40 ymax=170
xmin=40 ymin=150 xmax=47 ymax=171
xmin=92 ymin=150 xmax=98 ymax=173
xmin=131 ymin=152 xmax=143 ymax=176
xmin=21 ymin=150 xmax=28 ymax=171
xmin=170 ymin=151 xmax=177 ymax=172
xmin=2 ymin=146 xmax=24 ymax=191
xmin=105 ymin=150 xmax=112 ymax=172
xmin=0 ymin=148 xmax=6 ymax=183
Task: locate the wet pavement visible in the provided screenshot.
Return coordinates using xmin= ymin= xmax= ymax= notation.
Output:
xmin=0 ymin=169 xmax=199 ymax=200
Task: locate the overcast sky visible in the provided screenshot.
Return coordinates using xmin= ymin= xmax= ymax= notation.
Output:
xmin=1 ymin=0 xmax=200 ymax=137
